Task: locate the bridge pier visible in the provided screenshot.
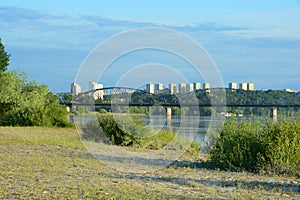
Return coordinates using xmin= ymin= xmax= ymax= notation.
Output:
xmin=66 ymin=106 xmax=71 ymax=112
xmin=270 ymin=107 xmax=278 ymax=122
xmin=166 ymin=107 xmax=172 ymax=127
xmin=166 ymin=107 xmax=172 ymax=118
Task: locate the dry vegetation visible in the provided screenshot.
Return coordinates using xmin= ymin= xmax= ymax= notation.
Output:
xmin=0 ymin=127 xmax=299 ymax=199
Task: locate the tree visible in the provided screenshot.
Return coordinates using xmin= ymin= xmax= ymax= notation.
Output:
xmin=0 ymin=38 xmax=10 ymax=74
xmin=0 ymin=70 xmax=71 ymax=127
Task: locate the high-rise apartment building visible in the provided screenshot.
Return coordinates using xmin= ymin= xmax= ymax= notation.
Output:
xmin=240 ymin=83 xmax=248 ymax=90
xmin=193 ymin=82 xmax=201 ymax=91
xmin=186 ymin=83 xmax=194 ymax=93
xmin=71 ymin=83 xmax=81 ymax=95
xmin=229 ymin=82 xmax=237 ymax=90
xmin=178 ymin=83 xmax=187 ymax=93
xmin=247 ymin=83 xmax=254 ymax=91
xmin=203 ymin=83 xmax=210 ymax=92
xmin=89 ymin=81 xmax=103 ymax=100
xmin=169 ymin=83 xmax=177 ymax=94
xmin=155 ymin=83 xmax=164 ymax=94
xmin=146 ymin=83 xmax=155 ymax=94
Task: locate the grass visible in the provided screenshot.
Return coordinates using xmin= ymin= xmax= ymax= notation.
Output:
xmin=0 ymin=127 xmax=299 ymax=199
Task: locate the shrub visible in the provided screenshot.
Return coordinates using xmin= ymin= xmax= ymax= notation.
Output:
xmin=263 ymin=120 xmax=300 ymax=175
xmin=210 ymin=118 xmax=300 ymax=175
xmin=81 ymin=115 xmax=143 ymax=146
xmin=210 ymin=119 xmax=267 ymax=172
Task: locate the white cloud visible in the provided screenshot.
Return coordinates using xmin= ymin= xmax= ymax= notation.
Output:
xmin=1 ymin=6 xmax=300 ymax=91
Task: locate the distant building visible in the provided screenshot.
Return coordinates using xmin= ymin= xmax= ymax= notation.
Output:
xmin=203 ymin=83 xmax=210 ymax=92
xmin=240 ymin=83 xmax=248 ymax=90
xmin=193 ymin=82 xmax=201 ymax=91
xmin=146 ymin=83 xmax=155 ymax=94
xmin=169 ymin=83 xmax=177 ymax=94
xmin=247 ymin=83 xmax=254 ymax=91
xmin=178 ymin=83 xmax=187 ymax=93
xmin=71 ymin=83 xmax=81 ymax=96
xmin=155 ymin=83 xmax=164 ymax=94
xmin=89 ymin=81 xmax=103 ymax=100
xmin=284 ymin=88 xmax=297 ymax=93
xmin=186 ymin=83 xmax=194 ymax=93
xmin=229 ymin=82 xmax=237 ymax=90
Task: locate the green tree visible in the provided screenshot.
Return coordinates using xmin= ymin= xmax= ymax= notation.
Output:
xmin=0 ymin=38 xmax=10 ymax=74
xmin=0 ymin=71 xmax=24 ymax=117
xmin=0 ymin=71 xmax=71 ymax=127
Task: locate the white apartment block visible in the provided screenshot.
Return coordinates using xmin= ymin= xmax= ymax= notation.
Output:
xmin=89 ymin=81 xmax=103 ymax=100
xmin=155 ymin=83 xmax=164 ymax=94
xmin=186 ymin=83 xmax=194 ymax=93
xmin=146 ymin=83 xmax=155 ymax=94
xmin=240 ymin=82 xmax=248 ymax=90
xmin=169 ymin=83 xmax=177 ymax=94
xmin=229 ymin=82 xmax=237 ymax=90
xmin=71 ymin=83 xmax=81 ymax=96
xmin=178 ymin=83 xmax=187 ymax=93
xmin=194 ymin=82 xmax=201 ymax=91
xmin=203 ymin=83 xmax=210 ymax=92
xmin=247 ymin=83 xmax=254 ymax=91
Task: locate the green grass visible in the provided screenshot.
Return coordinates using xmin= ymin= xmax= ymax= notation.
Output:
xmin=0 ymin=127 xmax=82 ymax=148
xmin=0 ymin=127 xmax=299 ymax=199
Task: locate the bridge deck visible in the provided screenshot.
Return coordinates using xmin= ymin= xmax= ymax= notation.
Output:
xmin=62 ymin=102 xmax=300 ymax=108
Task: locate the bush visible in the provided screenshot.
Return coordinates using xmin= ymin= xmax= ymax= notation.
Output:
xmin=210 ymin=119 xmax=267 ymax=172
xmin=81 ymin=115 xmax=144 ymax=146
xmin=210 ymin=118 xmax=300 ymax=175
xmin=263 ymin=120 xmax=300 ymax=174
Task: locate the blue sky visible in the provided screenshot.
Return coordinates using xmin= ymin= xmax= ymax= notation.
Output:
xmin=0 ymin=0 xmax=300 ymax=92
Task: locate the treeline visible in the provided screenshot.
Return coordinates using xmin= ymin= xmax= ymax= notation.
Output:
xmin=0 ymin=39 xmax=71 ymax=127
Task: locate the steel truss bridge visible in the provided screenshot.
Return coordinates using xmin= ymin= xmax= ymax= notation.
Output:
xmin=60 ymin=87 xmax=300 ymax=115
xmin=59 ymin=87 xmax=300 ymax=108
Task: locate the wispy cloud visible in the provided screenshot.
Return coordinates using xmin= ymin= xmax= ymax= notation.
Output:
xmin=0 ymin=6 xmax=250 ymax=50
xmin=1 ymin=6 xmax=300 ymax=91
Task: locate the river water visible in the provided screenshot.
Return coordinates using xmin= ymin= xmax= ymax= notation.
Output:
xmin=71 ymin=114 xmax=226 ymax=147
xmin=71 ymin=113 xmax=298 ymax=148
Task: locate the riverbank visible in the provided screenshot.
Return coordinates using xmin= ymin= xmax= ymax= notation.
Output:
xmin=0 ymin=127 xmax=299 ymax=199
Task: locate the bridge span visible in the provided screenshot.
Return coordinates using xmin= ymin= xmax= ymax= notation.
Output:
xmin=59 ymin=86 xmax=300 ymax=120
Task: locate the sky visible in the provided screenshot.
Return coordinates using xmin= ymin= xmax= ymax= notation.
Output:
xmin=0 ymin=0 xmax=300 ymax=92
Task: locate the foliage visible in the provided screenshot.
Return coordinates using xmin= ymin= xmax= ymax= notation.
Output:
xmin=210 ymin=118 xmax=300 ymax=175
xmin=210 ymin=119 xmax=267 ymax=172
xmin=0 ymin=71 xmax=71 ymax=127
xmin=81 ymin=119 xmax=110 ymax=143
xmin=82 ymin=115 xmax=144 ymax=146
xmin=0 ymin=38 xmax=10 ymax=74
xmin=140 ymin=129 xmax=175 ymax=150
xmin=262 ymin=120 xmax=300 ymax=174
xmin=129 ymin=106 xmax=148 ymax=114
